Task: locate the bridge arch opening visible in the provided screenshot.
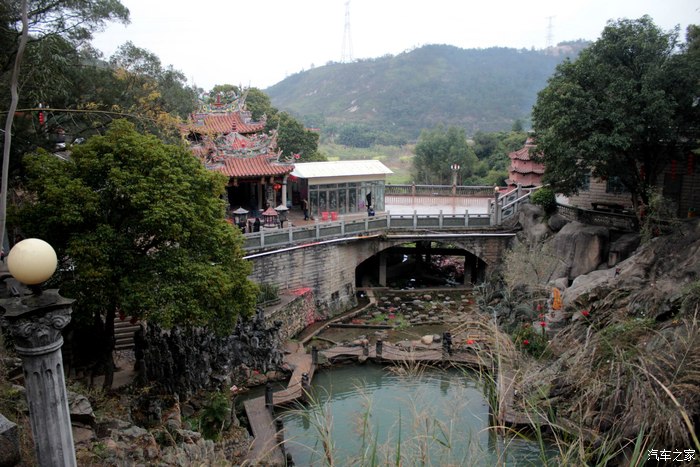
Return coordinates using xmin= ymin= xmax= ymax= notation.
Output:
xmin=355 ymin=240 xmax=487 ymax=289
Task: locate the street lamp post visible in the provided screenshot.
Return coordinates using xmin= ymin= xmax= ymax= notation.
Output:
xmin=0 ymin=238 xmax=76 ymax=467
xmin=450 ymin=163 xmax=460 ymax=195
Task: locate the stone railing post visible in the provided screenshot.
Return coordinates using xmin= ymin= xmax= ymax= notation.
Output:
xmin=492 ymin=188 xmax=501 ymax=225
xmin=0 ymin=288 xmax=77 ymax=467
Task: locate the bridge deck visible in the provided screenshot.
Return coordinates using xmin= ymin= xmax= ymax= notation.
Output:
xmin=242 ymin=397 xmax=286 ymax=465
xmin=244 ymin=347 xmax=314 ymax=465
xmin=321 ymin=343 xmax=489 ymax=368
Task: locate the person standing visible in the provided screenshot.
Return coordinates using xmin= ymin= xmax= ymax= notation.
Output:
xmin=302 ymin=198 xmax=309 ymax=220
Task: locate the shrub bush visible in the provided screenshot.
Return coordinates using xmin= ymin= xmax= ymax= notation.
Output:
xmin=530 ymin=187 xmax=556 ymax=214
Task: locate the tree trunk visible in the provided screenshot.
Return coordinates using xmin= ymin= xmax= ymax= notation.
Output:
xmin=0 ymin=0 xmax=29 ymax=252
xmin=102 ymin=307 xmax=116 ymax=390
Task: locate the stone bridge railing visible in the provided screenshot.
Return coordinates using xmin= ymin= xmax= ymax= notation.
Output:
xmin=243 ymin=211 xmax=492 ymax=251
xmin=557 ymin=203 xmax=638 ymax=231
xmin=386 ymin=184 xmax=495 ymax=197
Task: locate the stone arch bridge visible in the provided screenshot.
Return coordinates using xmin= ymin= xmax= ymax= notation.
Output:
xmin=244 ymin=214 xmax=516 ymax=317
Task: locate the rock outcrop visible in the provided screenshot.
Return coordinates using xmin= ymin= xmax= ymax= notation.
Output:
xmin=138 ymin=308 xmax=284 ymax=399
xmin=550 ymin=221 xmax=610 ymax=280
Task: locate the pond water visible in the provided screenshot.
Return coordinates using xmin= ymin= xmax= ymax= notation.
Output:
xmin=280 ymin=363 xmax=551 ymax=466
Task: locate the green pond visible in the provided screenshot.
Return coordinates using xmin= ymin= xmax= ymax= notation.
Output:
xmin=280 ymin=363 xmax=552 ymax=466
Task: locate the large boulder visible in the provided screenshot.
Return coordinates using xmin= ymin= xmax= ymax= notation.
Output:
xmin=517 ymin=203 xmax=552 ymax=244
xmin=608 ymin=233 xmax=641 ymax=266
xmin=0 ymin=414 xmax=19 ymax=467
xmin=547 ymin=213 xmax=569 ymax=232
xmin=551 ymin=221 xmax=610 ymax=280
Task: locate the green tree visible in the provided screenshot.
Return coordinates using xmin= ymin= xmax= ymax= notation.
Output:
xmin=267 ymin=111 xmax=324 ymax=162
xmin=532 ymin=16 xmax=700 ymax=208
xmin=244 ymin=87 xmax=276 ymax=121
xmin=412 ymin=125 xmax=478 ymax=184
xmin=0 ymin=0 xmax=129 ymax=76
xmin=208 ymin=84 xmax=240 ymax=104
xmin=15 ymin=120 xmax=258 ymax=388
xmin=109 ymin=41 xmax=197 ymax=121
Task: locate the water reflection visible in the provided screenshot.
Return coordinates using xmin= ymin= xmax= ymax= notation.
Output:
xmin=281 ymin=363 xmax=550 ymax=466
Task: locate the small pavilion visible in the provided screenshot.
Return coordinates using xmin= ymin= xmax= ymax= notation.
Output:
xmin=290 ymin=160 xmax=393 ymax=218
xmin=506 ymin=137 xmax=544 ymax=188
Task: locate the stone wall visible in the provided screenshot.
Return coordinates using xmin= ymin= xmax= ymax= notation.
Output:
xmin=138 ymin=309 xmax=284 ymax=399
xmin=261 ymin=288 xmax=318 ymax=342
xmin=249 ymin=241 xmax=373 ymax=318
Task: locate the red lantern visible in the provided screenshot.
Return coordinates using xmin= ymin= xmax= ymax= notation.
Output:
xmin=38 ymin=111 xmax=45 ymax=126
xmin=273 ymin=183 xmax=282 ymax=191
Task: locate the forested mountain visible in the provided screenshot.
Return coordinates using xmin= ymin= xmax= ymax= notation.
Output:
xmin=266 ymin=43 xmax=587 ymax=143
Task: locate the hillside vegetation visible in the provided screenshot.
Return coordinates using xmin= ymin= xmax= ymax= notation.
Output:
xmin=267 ymin=43 xmax=587 ymax=142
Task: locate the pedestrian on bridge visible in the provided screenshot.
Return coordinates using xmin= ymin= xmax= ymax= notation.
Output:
xmin=302 ymin=198 xmax=309 ymax=220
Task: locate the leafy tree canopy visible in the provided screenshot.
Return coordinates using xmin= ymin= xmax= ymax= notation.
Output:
xmin=15 ymin=120 xmax=258 ymax=334
xmin=532 ymin=16 xmax=700 ymax=205
xmin=266 ymin=111 xmax=325 ymax=162
xmin=1 ymin=0 xmax=130 ymax=75
xmin=244 ymin=87 xmax=276 ymax=121
xmin=412 ymin=125 xmax=478 ymax=185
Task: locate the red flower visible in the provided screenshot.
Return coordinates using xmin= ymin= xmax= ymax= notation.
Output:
xmin=523 ymin=339 xmax=530 ymax=346
xmin=536 ymin=304 xmax=543 ymax=311
xmin=293 ymin=153 xmax=301 ymax=159
xmin=581 ymin=310 xmax=590 ymax=317
xmin=539 ymin=321 xmax=546 ymax=328
xmin=538 ymin=313 xmax=544 ymax=319
xmin=466 ymin=339 xmax=475 ymax=345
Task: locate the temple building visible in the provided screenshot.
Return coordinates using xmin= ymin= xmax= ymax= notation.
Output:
xmin=181 ymin=92 xmax=294 ymax=216
xmin=506 ymin=137 xmax=544 ymax=188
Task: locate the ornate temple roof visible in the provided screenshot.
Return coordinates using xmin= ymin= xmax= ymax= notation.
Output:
xmin=182 ymin=113 xmax=266 ymax=136
xmin=216 ymin=155 xmax=294 ymax=178
xmin=182 ymin=91 xmax=291 ymax=179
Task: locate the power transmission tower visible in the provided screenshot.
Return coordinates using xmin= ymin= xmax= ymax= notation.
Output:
xmin=341 ymin=1 xmax=353 ymax=63
xmin=545 ymin=16 xmax=555 ymax=49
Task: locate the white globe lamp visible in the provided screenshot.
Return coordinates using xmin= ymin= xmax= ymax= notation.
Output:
xmin=7 ymin=238 xmax=58 ymax=285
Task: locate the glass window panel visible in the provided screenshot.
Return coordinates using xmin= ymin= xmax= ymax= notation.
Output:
xmin=329 ymin=190 xmax=337 ymax=211
xmin=310 ymin=191 xmax=318 ymax=217
xmin=376 ymin=181 xmax=385 ymax=211
xmin=349 ymin=188 xmax=357 ymax=213
xmin=319 ymin=191 xmax=327 ymax=212
xmin=339 ymin=188 xmax=347 ymax=214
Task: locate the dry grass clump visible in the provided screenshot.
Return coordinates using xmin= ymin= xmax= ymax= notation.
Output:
xmin=539 ymin=305 xmax=700 ymax=459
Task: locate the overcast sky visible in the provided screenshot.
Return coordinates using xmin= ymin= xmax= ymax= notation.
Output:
xmin=91 ymin=0 xmax=700 ymax=91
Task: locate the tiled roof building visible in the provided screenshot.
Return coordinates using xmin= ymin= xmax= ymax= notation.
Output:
xmin=182 ymin=91 xmax=293 ymax=214
xmin=506 ymin=137 xmax=544 ymax=188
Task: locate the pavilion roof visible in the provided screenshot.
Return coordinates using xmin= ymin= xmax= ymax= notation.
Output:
xmin=508 ymin=138 xmax=540 ymax=162
xmin=216 ymin=155 xmax=294 ymax=178
xmin=182 ymin=112 xmax=266 ymax=136
xmin=291 ymin=160 xmax=393 ymax=179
